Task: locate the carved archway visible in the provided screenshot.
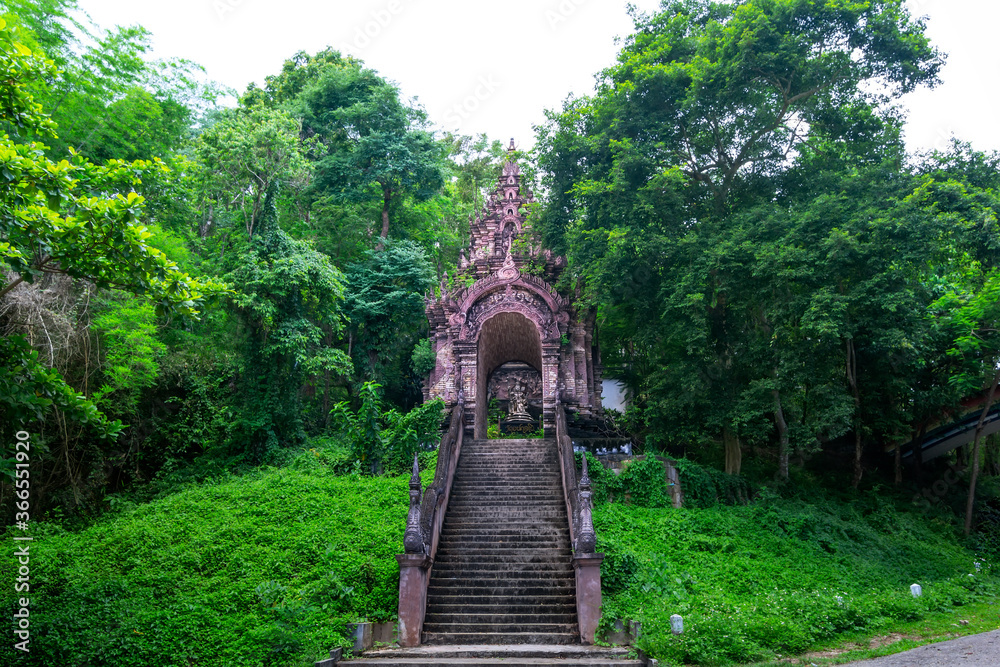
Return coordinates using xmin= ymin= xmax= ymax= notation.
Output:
xmin=422 ymin=144 xmax=604 ymax=438
xmin=474 ymin=312 xmax=544 ymax=438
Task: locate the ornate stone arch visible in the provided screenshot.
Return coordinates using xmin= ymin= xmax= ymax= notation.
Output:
xmin=422 ymin=143 xmax=604 ymax=437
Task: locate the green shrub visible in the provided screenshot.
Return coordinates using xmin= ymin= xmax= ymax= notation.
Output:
xmin=0 ymin=464 xmax=433 ymax=666
xmin=594 ymin=497 xmax=999 ymax=665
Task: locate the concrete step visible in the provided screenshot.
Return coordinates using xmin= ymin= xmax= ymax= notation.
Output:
xmin=340 ymin=644 xmax=642 ymax=666
xmin=428 ymin=572 xmax=575 ymax=583
xmin=421 ymin=632 xmax=580 ymax=645
xmin=428 ymin=603 xmax=577 ymax=615
xmin=427 ymin=583 xmax=575 ymax=597
xmin=426 ymin=594 xmax=576 ymax=604
xmin=445 ymin=501 xmax=566 ymax=509
xmin=342 ymin=644 xmax=636 ymax=661
xmin=444 ymin=512 xmax=568 ymax=521
xmin=437 ymin=532 xmax=569 ymax=543
xmin=434 ymin=553 xmax=572 ymax=565
xmin=432 ymin=567 xmax=574 ymax=580
xmin=422 ymin=623 xmax=578 ymax=633
xmin=437 ymin=540 xmax=570 ymax=550
xmin=442 ymin=520 xmax=570 ymax=530
xmin=425 ymin=612 xmax=578 ymax=624
xmin=343 ymin=660 xmax=641 ymax=666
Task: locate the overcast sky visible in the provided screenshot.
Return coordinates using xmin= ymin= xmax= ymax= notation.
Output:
xmin=75 ymin=0 xmax=1000 ymax=155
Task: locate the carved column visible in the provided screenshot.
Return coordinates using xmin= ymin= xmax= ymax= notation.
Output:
xmin=541 ymin=342 xmax=561 ymax=437
xmin=397 ymin=455 xmax=431 ymax=647
xmin=574 ymin=454 xmax=603 ymax=644
xmin=396 ymin=553 xmax=432 ymax=647
xmin=455 ymin=342 xmax=478 ymax=437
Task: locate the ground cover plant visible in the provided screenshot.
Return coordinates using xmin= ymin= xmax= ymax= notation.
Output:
xmin=743 ymin=598 xmax=1000 ymax=665
xmin=0 ymin=448 xmax=434 ymax=667
xmin=594 ymin=458 xmax=1000 ymax=666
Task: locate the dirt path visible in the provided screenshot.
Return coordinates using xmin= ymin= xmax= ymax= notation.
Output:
xmin=839 ymin=629 xmax=1000 ymax=666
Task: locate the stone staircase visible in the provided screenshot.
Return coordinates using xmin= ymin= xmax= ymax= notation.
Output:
xmin=424 ymin=438 xmax=578 ymax=645
xmin=339 ymin=438 xmax=642 ymax=667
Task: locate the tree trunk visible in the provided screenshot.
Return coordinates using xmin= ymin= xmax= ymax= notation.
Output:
xmin=377 ymin=187 xmax=391 ymax=248
xmin=913 ymin=421 xmax=927 ymax=484
xmin=846 ymin=338 xmax=864 ymax=488
xmin=964 ymin=367 xmax=1000 ymax=536
xmin=894 ymin=439 xmax=903 ymax=486
xmin=773 ymin=389 xmax=790 ymax=480
xmin=724 ymin=425 xmax=742 ymax=475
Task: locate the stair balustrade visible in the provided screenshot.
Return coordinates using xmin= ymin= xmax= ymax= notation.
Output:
xmin=555 ymin=401 xmax=604 ymax=644
xmin=396 ymin=398 xmax=465 ymax=647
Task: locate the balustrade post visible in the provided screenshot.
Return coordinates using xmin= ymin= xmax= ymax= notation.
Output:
xmin=573 ymin=451 xmax=603 ymax=644
xmin=397 ymin=454 xmax=431 ymax=647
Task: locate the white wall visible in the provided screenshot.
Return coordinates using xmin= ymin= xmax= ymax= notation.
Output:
xmin=602 ymin=379 xmax=628 ymax=412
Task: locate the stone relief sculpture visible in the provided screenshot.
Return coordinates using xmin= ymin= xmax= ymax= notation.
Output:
xmin=507 ymin=379 xmax=530 ymax=419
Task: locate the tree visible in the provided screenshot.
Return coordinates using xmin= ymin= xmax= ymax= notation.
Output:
xmin=300 ymin=65 xmax=444 ymax=242
xmin=343 ymin=240 xmax=435 ymax=407
xmin=0 ymin=17 xmax=224 ymax=469
xmin=330 ymin=381 xmax=444 ymax=475
xmin=227 ymin=184 xmax=352 ymax=461
xmin=1 ymin=0 xmax=217 ymax=161
xmin=536 ymin=0 xmax=944 ymax=479
xmin=195 ymin=105 xmax=310 ymax=240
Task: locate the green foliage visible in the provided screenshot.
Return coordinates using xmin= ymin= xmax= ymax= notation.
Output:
xmin=674 ymin=458 xmax=754 ymax=508
xmin=329 ymin=382 xmax=444 ymax=475
xmin=298 ymin=62 xmax=445 ymax=240
xmin=344 ymin=240 xmax=435 ymax=404
xmin=0 ymin=461 xmax=424 ymax=666
xmin=195 ymin=105 xmax=310 ymax=239
xmin=1 ymin=0 xmax=219 ymax=161
xmin=227 ymin=185 xmax=352 ymax=461
xmin=0 ymin=334 xmax=121 ymax=478
xmin=595 ymin=496 xmax=999 ymax=665
xmin=0 ymin=17 xmax=223 ymax=318
xmin=91 ymin=296 xmax=166 ymax=416
xmin=410 ymin=338 xmax=436 ymax=377
xmin=579 ymin=454 xmax=685 ymax=509
xmin=0 ymin=17 xmax=222 ymax=483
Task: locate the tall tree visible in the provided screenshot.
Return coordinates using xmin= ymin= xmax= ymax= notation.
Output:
xmin=536 ymin=0 xmax=944 ymax=478
xmin=0 ymin=17 xmax=224 ymax=480
xmin=299 ymin=65 xmax=444 ymax=242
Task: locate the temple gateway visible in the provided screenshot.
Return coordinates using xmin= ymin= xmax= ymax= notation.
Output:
xmin=385 ymin=143 xmax=617 ymax=656
xmin=422 ymin=141 xmax=604 ymax=437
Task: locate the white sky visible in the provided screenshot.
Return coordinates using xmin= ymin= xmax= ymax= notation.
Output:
xmin=74 ymin=0 xmax=1000 ymax=155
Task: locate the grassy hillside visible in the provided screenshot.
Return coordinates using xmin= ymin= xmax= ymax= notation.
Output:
xmin=1 ymin=450 xmax=434 ymax=667
xmin=2 ymin=451 xmax=995 ymax=667
xmin=592 ymin=460 xmax=1000 ymax=665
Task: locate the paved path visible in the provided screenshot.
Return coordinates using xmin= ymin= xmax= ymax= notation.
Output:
xmin=839 ymin=630 xmax=1000 ymax=666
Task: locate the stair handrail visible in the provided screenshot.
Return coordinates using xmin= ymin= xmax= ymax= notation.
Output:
xmin=555 ymin=400 xmax=598 ymax=554
xmin=404 ymin=397 xmax=465 ymax=560
xmin=397 ymin=398 xmax=465 ymax=647
xmin=555 ymin=400 xmax=604 ymax=645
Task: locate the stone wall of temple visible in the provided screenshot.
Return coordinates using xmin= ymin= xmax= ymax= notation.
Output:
xmin=422 ymin=141 xmax=603 ymax=437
